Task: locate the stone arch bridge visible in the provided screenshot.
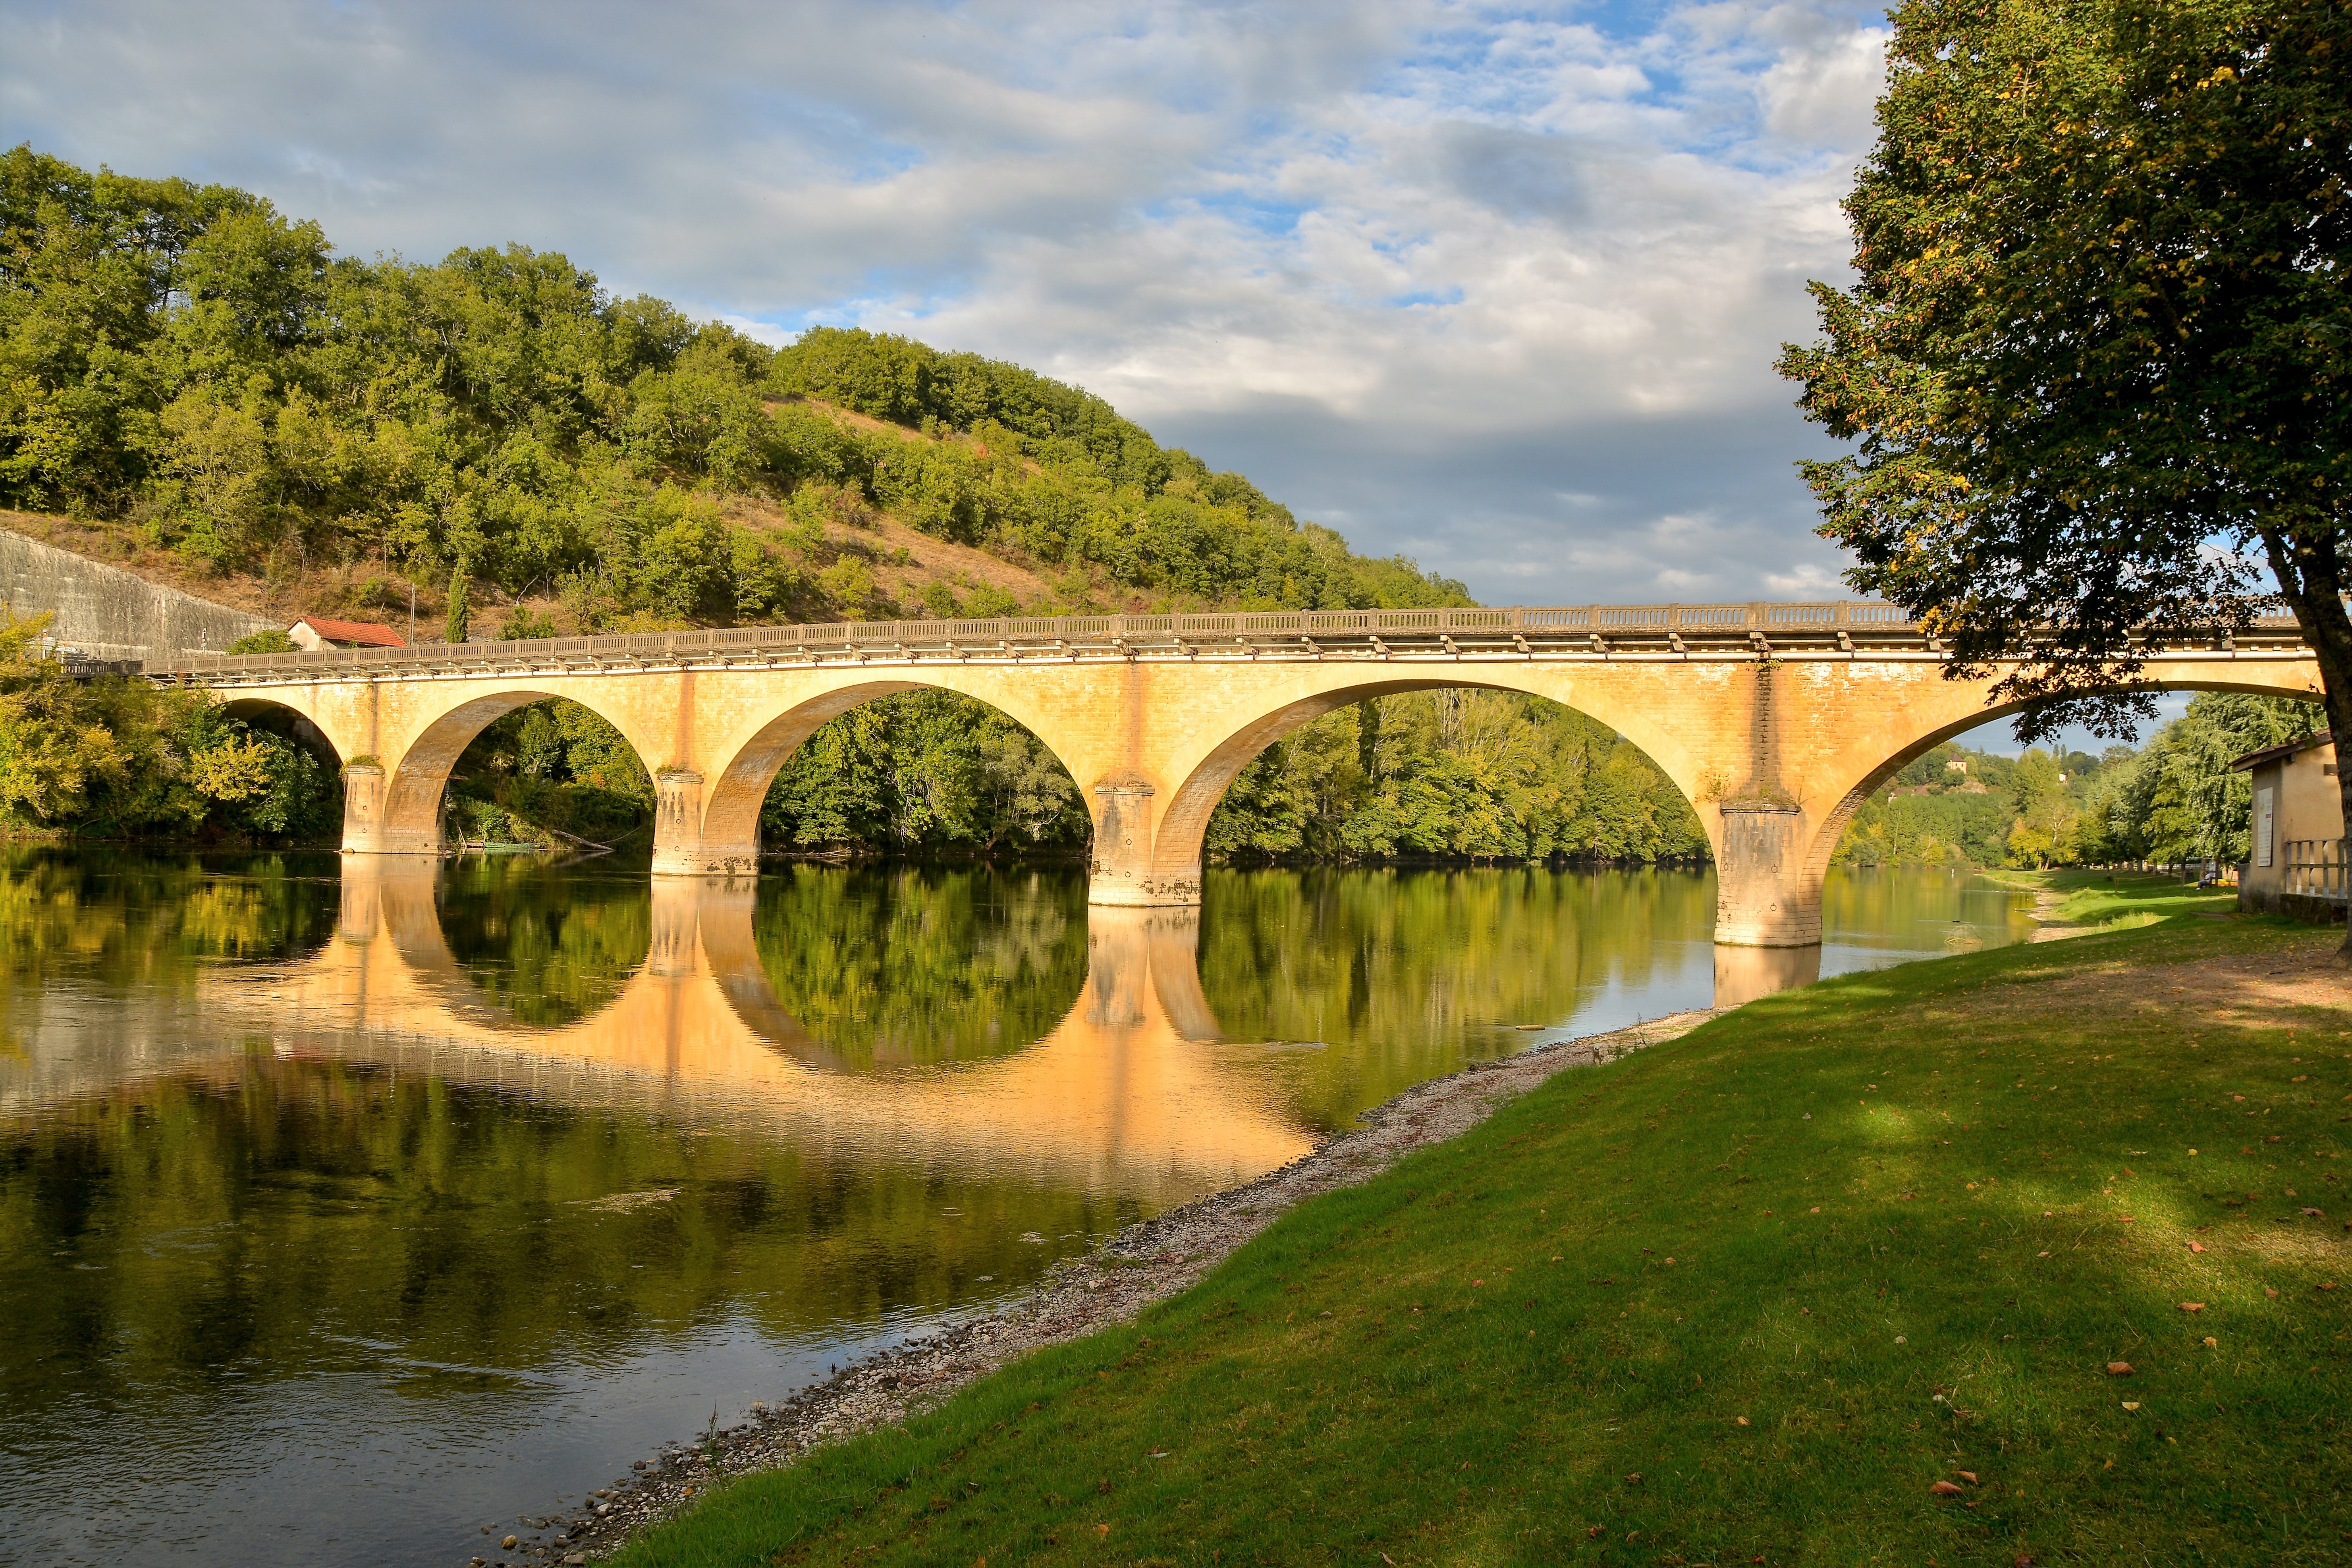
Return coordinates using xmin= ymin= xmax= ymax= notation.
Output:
xmin=147 ymin=602 xmax=2322 ymax=959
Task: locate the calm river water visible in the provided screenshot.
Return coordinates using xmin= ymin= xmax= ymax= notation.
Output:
xmin=0 ymin=852 xmax=2036 ymax=1566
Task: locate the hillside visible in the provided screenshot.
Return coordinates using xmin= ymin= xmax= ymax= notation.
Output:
xmin=1 ymin=410 xmax=1084 ymax=640
xmin=0 ymin=145 xmax=1466 ymax=639
xmin=0 ymin=145 xmax=1717 ymax=866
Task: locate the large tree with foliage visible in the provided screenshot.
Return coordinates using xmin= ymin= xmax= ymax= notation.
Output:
xmin=1778 ymin=0 xmax=2349 ymax=907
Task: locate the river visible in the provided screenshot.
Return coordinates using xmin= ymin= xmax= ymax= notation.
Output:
xmin=0 ymin=852 xmax=2036 ymax=1566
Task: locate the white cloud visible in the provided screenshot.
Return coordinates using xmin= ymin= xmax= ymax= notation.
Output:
xmin=0 ymin=0 xmax=1891 ymax=604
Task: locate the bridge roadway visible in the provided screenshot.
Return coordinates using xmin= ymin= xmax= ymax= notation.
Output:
xmin=146 ymin=601 xmax=2323 ymax=959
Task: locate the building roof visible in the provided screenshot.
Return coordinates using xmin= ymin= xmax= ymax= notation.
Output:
xmin=291 ymin=616 xmax=407 ymax=648
xmin=2228 ymin=729 xmax=2332 ymax=774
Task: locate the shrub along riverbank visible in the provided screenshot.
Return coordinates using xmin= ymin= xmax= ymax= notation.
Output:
xmin=609 ymin=873 xmax=2351 ymax=1566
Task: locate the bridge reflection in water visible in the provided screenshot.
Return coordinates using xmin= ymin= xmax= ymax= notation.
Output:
xmin=239 ymin=861 xmax=1309 ymax=1204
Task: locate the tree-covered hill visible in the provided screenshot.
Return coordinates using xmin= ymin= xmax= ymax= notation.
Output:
xmin=0 ymin=143 xmax=1708 ymax=866
xmin=0 ymin=145 xmax=1462 ymax=631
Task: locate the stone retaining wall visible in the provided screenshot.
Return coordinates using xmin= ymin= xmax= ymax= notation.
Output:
xmin=0 ymin=526 xmax=269 ymax=659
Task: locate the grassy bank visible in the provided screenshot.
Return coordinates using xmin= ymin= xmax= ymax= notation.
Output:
xmin=615 ymin=874 xmax=2351 ymax=1566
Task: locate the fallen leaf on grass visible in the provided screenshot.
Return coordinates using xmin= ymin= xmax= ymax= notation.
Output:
xmin=1095 ymin=1524 xmax=1110 ymax=1539
xmin=2304 ymin=1208 xmax=2327 ymax=1218
xmin=2203 ymin=1337 xmax=2218 ymax=1348
xmin=2266 ymin=1287 xmax=2281 ymax=1298
xmin=2189 ymin=1242 xmax=2207 ymax=1254
xmin=2122 ymin=1402 xmax=2140 ymax=1411
xmin=1955 ymin=1470 xmax=1980 ymax=1484
xmin=1931 ymin=1481 xmax=1965 ymax=1497
xmin=2107 ymin=1362 xmax=2134 ymax=1376
xmin=2179 ymin=1302 xmax=2206 ymax=1312
xmin=1736 ymin=1416 xmax=1750 ymax=1426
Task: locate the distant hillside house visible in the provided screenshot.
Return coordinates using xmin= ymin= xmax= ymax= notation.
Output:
xmin=289 ymin=616 xmax=407 ymax=651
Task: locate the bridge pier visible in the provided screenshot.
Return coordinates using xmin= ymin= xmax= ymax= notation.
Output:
xmin=1086 ymin=777 xmax=1200 ymax=907
xmin=339 ymin=762 xmax=388 ymax=854
xmin=1709 ymin=801 xmax=1825 ymax=949
xmin=650 ymin=768 xmax=764 ymax=878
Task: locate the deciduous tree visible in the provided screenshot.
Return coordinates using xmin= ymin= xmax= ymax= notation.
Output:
xmin=1779 ymin=0 xmax=2350 ymax=934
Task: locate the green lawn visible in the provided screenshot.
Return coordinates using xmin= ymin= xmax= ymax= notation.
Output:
xmin=616 ymin=874 xmax=2352 ymax=1566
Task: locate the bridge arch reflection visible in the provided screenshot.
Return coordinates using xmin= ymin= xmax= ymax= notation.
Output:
xmin=264 ymin=861 xmax=1291 ymax=1201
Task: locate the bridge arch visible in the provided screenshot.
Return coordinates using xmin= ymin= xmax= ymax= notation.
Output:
xmin=360 ymin=687 xmax=663 ymax=856
xmin=217 ymin=696 xmax=347 ymax=769
xmin=1133 ymin=669 xmax=1712 ymax=906
xmin=672 ymin=675 xmax=1092 ymax=878
xmin=1800 ymin=669 xmax=2329 ymax=897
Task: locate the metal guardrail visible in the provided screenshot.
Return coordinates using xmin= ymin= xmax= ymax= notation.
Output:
xmin=2285 ymin=839 xmax=2348 ymax=903
xmin=139 ymin=601 xmax=2315 ymax=682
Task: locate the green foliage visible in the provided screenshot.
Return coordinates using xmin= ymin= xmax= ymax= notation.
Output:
xmin=498 ymin=603 xmax=555 ymax=640
xmin=1779 ymin=0 xmax=2352 ymax=747
xmin=1203 ymin=691 xmax=1710 ymax=864
xmin=444 ymin=567 xmax=469 ymax=644
xmin=448 ymin=698 xmax=655 ymax=847
xmin=0 ymin=148 xmax=1464 ymax=627
xmin=760 ymin=691 xmax=1088 ymax=855
xmin=2070 ymin=693 xmax=2317 ymax=864
xmin=1836 ymin=694 xmax=2319 ymax=868
xmin=753 ymin=689 xmax=1704 ymax=866
xmin=226 ymin=627 xmax=295 ymax=655
xmin=0 ymin=611 xmax=335 ymax=840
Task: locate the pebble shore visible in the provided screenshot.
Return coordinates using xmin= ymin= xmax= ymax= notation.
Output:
xmin=465 ymin=1009 xmax=1721 ymax=1567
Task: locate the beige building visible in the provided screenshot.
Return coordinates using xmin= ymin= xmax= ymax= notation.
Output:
xmin=2233 ymin=731 xmax=2345 ymax=915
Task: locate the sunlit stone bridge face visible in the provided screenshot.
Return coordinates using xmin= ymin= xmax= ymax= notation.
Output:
xmin=151 ymin=602 xmax=2323 ymax=954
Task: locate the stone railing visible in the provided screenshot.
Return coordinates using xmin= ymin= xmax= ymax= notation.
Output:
xmin=140 ymin=601 xmax=2314 ymax=681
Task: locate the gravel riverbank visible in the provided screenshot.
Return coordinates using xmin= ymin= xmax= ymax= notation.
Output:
xmin=463 ymin=1007 xmax=1723 ymax=1568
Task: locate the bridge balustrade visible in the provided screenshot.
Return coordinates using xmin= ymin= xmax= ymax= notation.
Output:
xmin=145 ymin=599 xmax=2329 ymax=681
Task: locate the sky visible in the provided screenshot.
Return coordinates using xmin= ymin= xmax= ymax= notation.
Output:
xmin=0 ymin=0 xmax=1900 ymax=606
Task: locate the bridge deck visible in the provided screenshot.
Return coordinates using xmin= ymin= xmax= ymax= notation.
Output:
xmin=141 ymin=601 xmax=2313 ymax=683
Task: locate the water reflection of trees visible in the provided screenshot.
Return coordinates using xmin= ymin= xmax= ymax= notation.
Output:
xmin=1198 ymin=866 xmax=1718 ymax=1126
xmin=749 ymin=864 xmax=1090 ymax=1068
xmin=0 ymin=853 xmax=1904 ymax=1460
xmin=0 ymin=848 xmax=339 ymax=989
xmin=432 ymin=857 xmax=654 ymax=1028
xmin=0 ymin=1051 xmax=1142 ymax=1422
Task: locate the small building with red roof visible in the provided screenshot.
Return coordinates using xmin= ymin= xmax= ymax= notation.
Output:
xmin=288 ymin=616 xmax=407 ymax=651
